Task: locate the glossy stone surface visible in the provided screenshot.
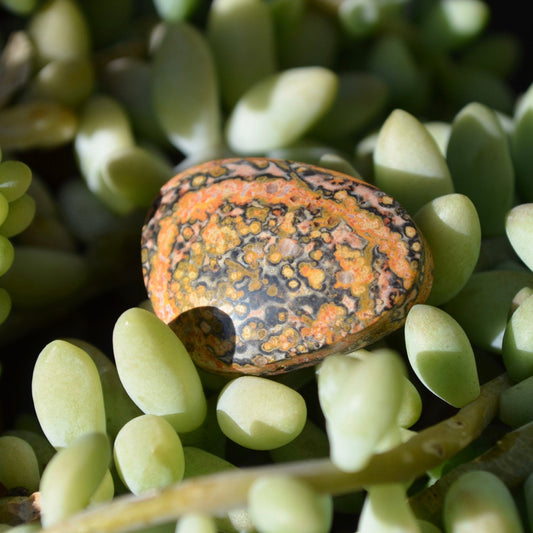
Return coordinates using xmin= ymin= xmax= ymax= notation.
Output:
xmin=141 ymin=158 xmax=433 ymax=375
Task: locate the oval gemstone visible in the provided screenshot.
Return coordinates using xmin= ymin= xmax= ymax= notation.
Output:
xmin=141 ymin=158 xmax=433 ymax=375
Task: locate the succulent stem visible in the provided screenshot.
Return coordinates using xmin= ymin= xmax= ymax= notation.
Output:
xmin=37 ymin=373 xmax=509 ymax=533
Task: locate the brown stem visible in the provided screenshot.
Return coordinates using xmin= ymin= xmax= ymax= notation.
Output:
xmin=409 ymin=417 xmax=533 ymax=525
xmin=37 ymin=374 xmax=509 ymax=533
xmin=0 ymin=492 xmax=40 ymax=526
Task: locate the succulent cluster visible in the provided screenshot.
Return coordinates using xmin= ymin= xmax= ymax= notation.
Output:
xmin=0 ymin=1 xmax=533 ymax=533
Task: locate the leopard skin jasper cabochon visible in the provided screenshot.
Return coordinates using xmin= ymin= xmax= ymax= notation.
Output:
xmin=141 ymin=158 xmax=433 ymax=376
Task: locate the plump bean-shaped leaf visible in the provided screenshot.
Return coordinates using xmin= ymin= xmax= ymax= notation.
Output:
xmin=90 ymin=469 xmax=114 ymax=504
xmin=358 ymin=484 xmax=420 ymax=533
xmin=368 ymin=35 xmax=429 ymax=112
xmin=0 ymin=193 xmax=7 ymax=227
xmin=0 ymin=160 xmax=32 ymax=202
xmin=266 ymin=142 xmax=345 ymax=169
xmin=28 ymin=57 xmax=94 ymax=108
xmin=178 ymin=396 xmax=226 ymax=457
xmin=0 ymin=0 xmax=40 ymax=15
xmin=113 ymin=414 xmax=184 ymax=495
xmin=502 ymin=294 xmax=533 ymax=382
xmin=338 ymin=0 xmax=381 ymax=38
xmin=420 ymin=0 xmax=489 ymax=51
xmin=75 ymin=0 xmax=133 ymax=47
xmin=311 ymin=72 xmax=389 ymax=141
xmin=442 ymin=270 xmax=533 ymax=352
xmin=511 ymin=82 xmax=533 ymax=202
xmin=398 ymin=376 xmax=423 ymax=429
xmin=74 ymin=95 xmax=136 ymax=214
xmin=341 ymin=0 xmax=410 ymax=40
xmin=424 ymin=121 xmax=451 ymax=155
xmin=373 ymin=109 xmax=454 ymax=215
xmin=207 ymin=0 xmax=276 ymax=110
xmin=32 ymin=340 xmax=106 ymax=448
xmin=183 ymin=446 xmax=235 ymax=478
xmin=462 ymin=34 xmax=520 ymax=78
xmin=351 ymin=347 xmax=422 ymax=429
xmin=418 ymin=520 xmax=442 ymax=533
xmin=510 ymin=287 xmax=533 ymax=315
xmin=276 ymin=7 xmax=338 ymax=69
xmin=216 ymin=376 xmax=306 ymax=450
xmin=102 ymin=145 xmax=173 ymax=208
xmin=226 ymin=67 xmax=337 ymax=154
xmin=317 ymin=351 xmax=405 ymax=471
xmin=153 ymin=0 xmax=200 ymax=21
xmin=248 ymin=475 xmax=333 ymax=533
xmin=176 ymin=514 xmax=217 ymax=533
xmin=446 ymin=102 xmax=514 ymax=236
xmin=152 ymin=22 xmax=222 ymax=156
xmin=317 ymin=153 xmax=360 ymax=178
xmin=267 ymin=0 xmax=304 ymax=41
xmin=443 ymin=470 xmax=523 ymax=533
xmin=0 ymin=435 xmax=40 ymax=492
xmin=506 ymin=204 xmax=533 ymax=271
xmin=3 ymin=429 xmax=55 ymax=475
xmin=28 ymin=0 xmax=91 ymax=66
xmin=450 ymin=60 xmax=517 ymax=111
xmin=269 ymin=419 xmax=329 ymax=463
xmin=0 ymin=194 xmax=35 ymax=238
xmin=405 ymin=304 xmax=480 ymax=407
xmin=101 ymin=58 xmax=167 ymax=145
xmin=0 ymin=101 xmax=77 ymax=151
xmin=39 ymin=432 xmax=110 ymax=527
xmin=0 ymin=235 xmax=14 ymax=276
xmin=66 ymin=339 xmax=142 ymax=440
xmin=1 ymin=524 xmax=41 ymax=533
xmin=113 ymin=307 xmax=207 ymax=432
xmin=414 ymin=193 xmax=481 ymax=306
xmin=499 ymin=376 xmax=533 ymax=428
xmin=0 ymin=246 xmax=87 ymax=308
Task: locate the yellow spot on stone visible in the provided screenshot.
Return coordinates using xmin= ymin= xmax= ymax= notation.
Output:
xmin=288 ymin=279 xmax=299 ymax=289
xmin=235 ymin=304 xmax=248 ymax=316
xmin=279 ymin=212 xmax=296 ymax=235
xmin=201 ymin=216 xmax=241 ymax=255
xmin=249 ymin=279 xmax=262 ymax=291
xmin=182 ymin=226 xmax=194 ymax=240
xmin=310 ymin=249 xmax=323 ymax=261
xmin=267 ymin=285 xmax=278 ymax=297
xmin=246 ymin=206 xmax=269 ymax=221
xmin=191 ymin=174 xmax=206 ymax=187
xmin=242 ymin=325 xmax=253 ymax=340
xmin=269 ymin=250 xmax=282 ymax=264
xmin=249 ymin=220 xmax=262 ymax=234
xmin=261 ymin=327 xmax=300 ymax=353
xmin=405 ymin=226 xmax=417 ymax=238
xmin=321 ymin=232 xmax=332 ymax=244
xmin=282 ymin=265 xmax=294 ymax=278
xmin=299 ymin=262 xmax=325 ymax=290
xmin=208 ymin=165 xmax=227 ymax=177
